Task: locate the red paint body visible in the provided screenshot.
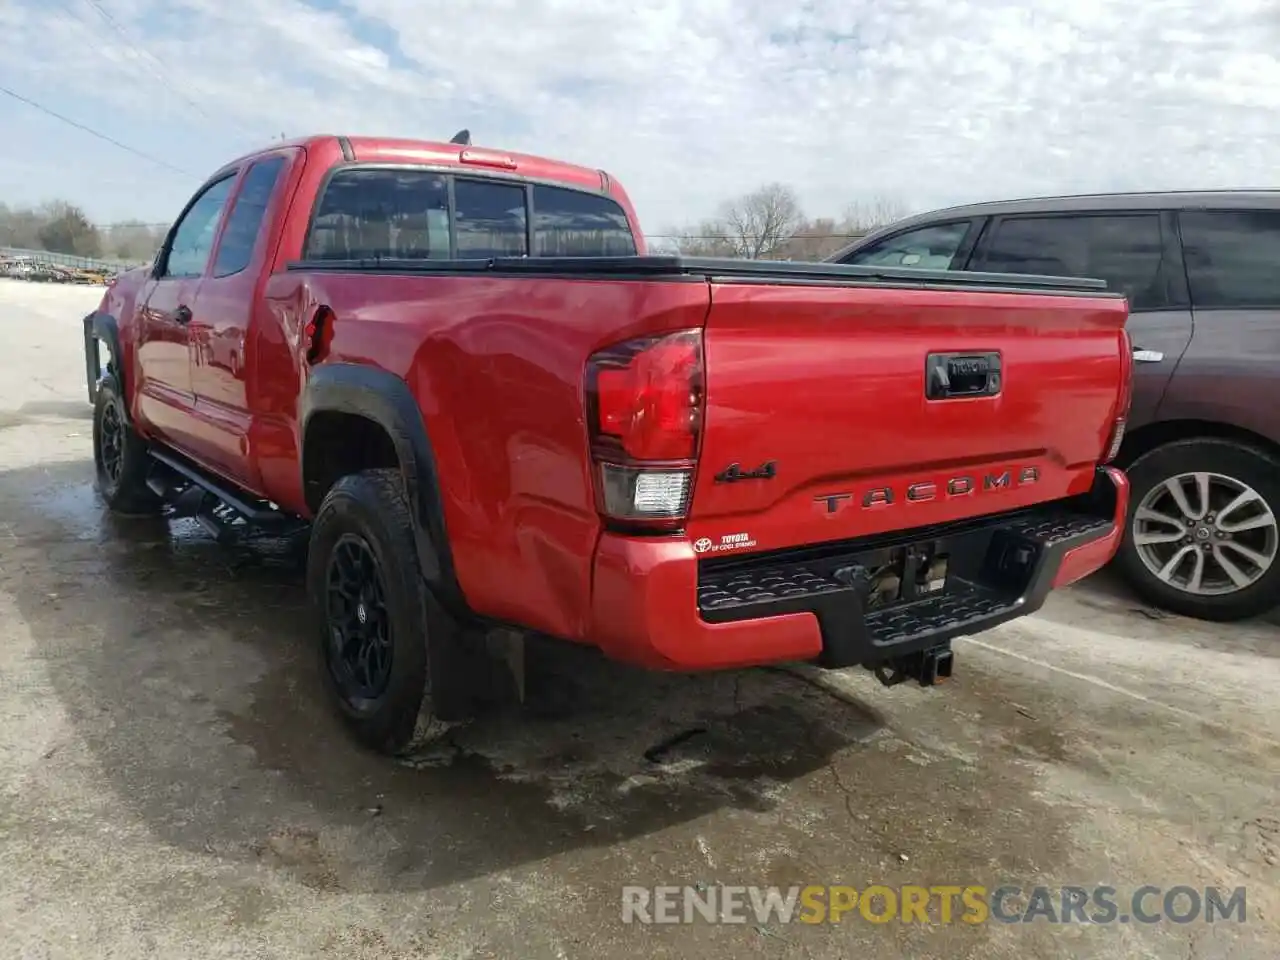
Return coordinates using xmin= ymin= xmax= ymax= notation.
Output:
xmin=98 ymin=135 xmax=1131 ymax=670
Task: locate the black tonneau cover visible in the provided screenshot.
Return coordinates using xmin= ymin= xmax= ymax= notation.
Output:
xmin=288 ymin=254 xmax=1114 ymax=295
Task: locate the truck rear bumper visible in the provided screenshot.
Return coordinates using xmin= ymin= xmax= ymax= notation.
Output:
xmin=588 ymin=466 xmax=1128 ymax=671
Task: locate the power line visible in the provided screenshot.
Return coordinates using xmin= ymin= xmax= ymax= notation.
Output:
xmin=0 ymin=84 xmax=194 ymax=177
xmin=52 ymin=0 xmax=268 ymax=145
xmin=78 ymin=0 xmax=209 ymax=118
xmin=75 ymin=0 xmax=226 ymax=130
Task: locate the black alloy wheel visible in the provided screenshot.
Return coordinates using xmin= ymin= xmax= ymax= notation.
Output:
xmin=325 ymin=533 xmax=394 ymax=711
xmin=92 ymin=371 xmax=161 ymax=515
xmin=98 ymin=401 xmax=125 ymax=486
xmin=307 ymin=468 xmax=466 ymax=754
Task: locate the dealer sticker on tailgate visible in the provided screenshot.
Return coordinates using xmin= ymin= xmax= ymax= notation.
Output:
xmin=694 ymin=532 xmax=758 ymax=554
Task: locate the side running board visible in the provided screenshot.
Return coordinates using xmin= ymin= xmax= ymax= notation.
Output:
xmin=145 ymin=447 xmax=303 ymax=543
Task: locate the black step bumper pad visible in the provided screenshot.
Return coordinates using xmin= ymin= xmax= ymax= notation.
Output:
xmin=696 ymin=473 xmax=1119 ymax=669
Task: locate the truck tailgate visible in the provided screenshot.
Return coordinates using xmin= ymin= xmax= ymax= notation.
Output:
xmin=687 ymin=282 xmax=1129 ymax=555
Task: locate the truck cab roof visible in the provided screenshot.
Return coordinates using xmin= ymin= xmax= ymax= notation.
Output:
xmin=219 ymin=134 xmax=615 ymax=196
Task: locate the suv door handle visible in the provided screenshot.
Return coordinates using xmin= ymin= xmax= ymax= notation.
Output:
xmin=173 ymin=304 xmax=193 ymax=325
xmin=1132 ymin=347 xmax=1163 ymax=363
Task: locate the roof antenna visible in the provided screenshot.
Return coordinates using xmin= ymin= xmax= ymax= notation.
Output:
xmin=449 ymin=129 xmax=471 ymax=146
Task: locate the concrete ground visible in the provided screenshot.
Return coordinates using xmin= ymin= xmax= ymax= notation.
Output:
xmin=0 ymin=277 xmax=1277 ymax=959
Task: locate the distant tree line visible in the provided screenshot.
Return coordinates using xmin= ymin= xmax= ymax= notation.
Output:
xmin=656 ymin=183 xmax=910 ymax=261
xmin=0 ymin=200 xmax=167 ymax=263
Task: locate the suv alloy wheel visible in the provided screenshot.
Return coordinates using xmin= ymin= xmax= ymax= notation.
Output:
xmin=1117 ymin=438 xmax=1280 ymax=621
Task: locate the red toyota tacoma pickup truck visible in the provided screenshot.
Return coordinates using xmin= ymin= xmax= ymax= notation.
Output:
xmin=82 ymin=133 xmax=1133 ymax=755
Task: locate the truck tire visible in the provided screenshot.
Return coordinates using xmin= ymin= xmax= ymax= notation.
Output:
xmin=92 ymin=373 xmax=162 ymax=515
xmin=1117 ymin=438 xmax=1280 ymax=622
xmin=307 ymin=468 xmax=460 ymax=755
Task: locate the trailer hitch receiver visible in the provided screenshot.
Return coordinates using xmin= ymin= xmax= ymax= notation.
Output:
xmin=871 ymin=643 xmax=954 ymax=688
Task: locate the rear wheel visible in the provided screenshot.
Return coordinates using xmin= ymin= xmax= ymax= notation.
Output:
xmin=1117 ymin=438 xmax=1280 ymax=621
xmin=307 ymin=468 xmax=461 ymax=754
xmin=92 ymin=372 xmax=161 ymax=515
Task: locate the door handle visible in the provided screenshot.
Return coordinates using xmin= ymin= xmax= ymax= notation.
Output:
xmin=173 ymin=304 xmax=193 ymax=325
xmin=1132 ymin=347 xmax=1164 ymax=363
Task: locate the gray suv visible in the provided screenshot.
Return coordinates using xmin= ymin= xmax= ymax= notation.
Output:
xmin=829 ymin=192 xmax=1280 ymax=622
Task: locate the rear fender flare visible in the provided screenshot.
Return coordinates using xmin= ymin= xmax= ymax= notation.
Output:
xmin=300 ymin=364 xmax=466 ymax=614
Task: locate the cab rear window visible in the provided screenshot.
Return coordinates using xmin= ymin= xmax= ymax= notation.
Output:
xmin=304 ymin=168 xmax=635 ymax=261
xmin=532 ymin=184 xmax=636 ymax=256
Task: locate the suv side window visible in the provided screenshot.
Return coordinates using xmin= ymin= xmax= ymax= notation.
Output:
xmin=532 ymin=184 xmax=636 ymax=256
xmin=975 ymin=214 xmax=1168 ymax=309
xmin=212 ymin=156 xmax=286 ymax=277
xmin=454 ymin=179 xmax=528 ymax=258
xmin=841 ymin=222 xmax=971 ymax=270
xmin=164 ymin=175 xmax=236 ymax=278
xmin=1179 ymin=210 xmax=1280 ymax=309
xmin=305 ymin=168 xmax=451 ymax=261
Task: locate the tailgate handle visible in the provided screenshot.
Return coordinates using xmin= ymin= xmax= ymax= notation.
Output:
xmin=926 ymin=352 xmax=1002 ymax=400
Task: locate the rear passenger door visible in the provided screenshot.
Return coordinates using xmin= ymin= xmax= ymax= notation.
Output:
xmin=1164 ymin=209 xmax=1280 ymax=444
xmin=967 ymin=212 xmax=1192 ymax=428
xmin=186 ymin=153 xmax=291 ymax=489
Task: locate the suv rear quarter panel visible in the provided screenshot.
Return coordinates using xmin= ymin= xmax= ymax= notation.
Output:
xmin=1157 ymin=306 xmax=1280 ymax=446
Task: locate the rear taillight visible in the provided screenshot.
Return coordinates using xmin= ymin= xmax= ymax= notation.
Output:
xmin=1103 ymin=419 xmax=1127 ymax=463
xmin=1103 ymin=329 xmax=1134 ymax=463
xmin=584 ymin=329 xmax=704 ymax=531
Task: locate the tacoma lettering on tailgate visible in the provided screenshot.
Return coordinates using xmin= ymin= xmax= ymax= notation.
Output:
xmin=815 ymin=466 xmax=1039 ymax=515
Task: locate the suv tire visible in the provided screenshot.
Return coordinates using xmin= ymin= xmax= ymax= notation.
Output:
xmin=1117 ymin=438 xmax=1280 ymax=621
xmin=308 ymin=468 xmax=461 ymax=755
xmin=92 ymin=372 xmax=162 ymax=515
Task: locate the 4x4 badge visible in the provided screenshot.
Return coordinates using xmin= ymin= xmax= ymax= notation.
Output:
xmin=714 ymin=460 xmax=777 ymax=483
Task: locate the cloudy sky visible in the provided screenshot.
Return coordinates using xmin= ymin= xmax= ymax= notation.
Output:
xmin=2 ymin=0 xmax=1278 ymax=240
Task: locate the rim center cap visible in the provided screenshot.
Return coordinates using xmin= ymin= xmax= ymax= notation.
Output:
xmin=1194 ymin=525 xmax=1212 ymax=541
xmin=356 ymin=603 xmax=368 ymax=624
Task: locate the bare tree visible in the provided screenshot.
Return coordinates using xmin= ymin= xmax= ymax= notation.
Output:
xmin=0 ymin=201 xmax=45 ymax=250
xmin=104 ymin=220 xmax=167 ymax=262
xmin=719 ymin=183 xmax=804 ymax=259
xmin=0 ymin=199 xmax=167 ymax=263
xmin=36 ymin=201 xmax=102 ymax=257
xmin=841 ymin=194 xmax=911 ymax=234
xmin=771 ymin=217 xmax=848 ymax=262
xmin=670 ymin=219 xmax=739 ymax=258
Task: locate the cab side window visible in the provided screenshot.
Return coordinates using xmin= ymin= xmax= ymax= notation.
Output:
xmin=973 ymin=214 xmax=1168 ymax=310
xmin=163 ymin=175 xmax=236 ymax=278
xmin=841 ymin=222 xmax=971 ymax=270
